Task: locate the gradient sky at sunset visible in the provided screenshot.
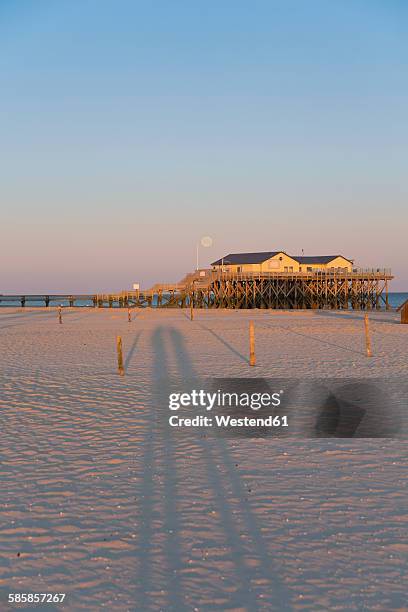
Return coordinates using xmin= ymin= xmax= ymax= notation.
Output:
xmin=1 ymin=1 xmax=407 ymax=291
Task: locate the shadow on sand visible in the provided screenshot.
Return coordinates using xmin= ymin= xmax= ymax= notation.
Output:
xmin=135 ymin=325 xmax=294 ymax=611
xmin=314 ymin=309 xmax=399 ymax=325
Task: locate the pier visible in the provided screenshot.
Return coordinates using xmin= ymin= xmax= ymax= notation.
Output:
xmin=0 ymin=268 xmax=393 ymax=310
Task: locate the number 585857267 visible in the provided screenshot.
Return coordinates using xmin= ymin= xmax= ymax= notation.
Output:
xmin=8 ymin=593 xmax=66 ymax=603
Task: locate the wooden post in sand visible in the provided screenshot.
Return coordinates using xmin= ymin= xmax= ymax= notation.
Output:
xmin=249 ymin=321 xmax=256 ymax=366
xmin=58 ymin=306 xmax=62 ymax=324
xmin=128 ymin=307 xmax=131 ymax=323
xmin=364 ymin=313 xmax=372 ymax=357
xmin=116 ymin=336 xmax=125 ymax=376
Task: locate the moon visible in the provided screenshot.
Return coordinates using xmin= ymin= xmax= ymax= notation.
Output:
xmin=201 ymin=236 xmax=213 ymax=248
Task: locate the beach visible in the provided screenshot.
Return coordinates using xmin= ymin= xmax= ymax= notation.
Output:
xmin=0 ymin=307 xmax=407 ymax=610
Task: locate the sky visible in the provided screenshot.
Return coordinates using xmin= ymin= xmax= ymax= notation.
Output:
xmin=1 ymin=0 xmax=407 ymax=292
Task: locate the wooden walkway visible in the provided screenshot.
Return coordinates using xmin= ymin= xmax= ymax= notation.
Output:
xmin=0 ymin=268 xmax=394 ymax=310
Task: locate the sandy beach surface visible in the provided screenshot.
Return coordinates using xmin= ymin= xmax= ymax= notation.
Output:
xmin=0 ymin=307 xmax=407 ymax=611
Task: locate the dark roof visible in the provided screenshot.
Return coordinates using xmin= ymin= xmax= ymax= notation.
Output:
xmin=211 ymin=251 xmax=285 ymax=266
xmin=211 ymin=252 xmax=352 ymax=266
xmin=294 ymin=255 xmax=353 ymax=264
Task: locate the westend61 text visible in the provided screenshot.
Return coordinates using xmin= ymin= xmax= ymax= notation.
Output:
xmin=169 ymin=415 xmax=288 ymax=427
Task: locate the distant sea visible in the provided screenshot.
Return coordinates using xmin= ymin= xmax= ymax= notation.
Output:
xmin=0 ymin=292 xmax=407 ymax=309
xmin=388 ymin=292 xmax=408 ymax=309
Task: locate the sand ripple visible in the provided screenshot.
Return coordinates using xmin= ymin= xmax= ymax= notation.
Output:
xmin=0 ymin=309 xmax=407 ymax=610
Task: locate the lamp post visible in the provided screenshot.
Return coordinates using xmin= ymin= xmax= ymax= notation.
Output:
xmin=196 ymin=236 xmax=213 ymax=270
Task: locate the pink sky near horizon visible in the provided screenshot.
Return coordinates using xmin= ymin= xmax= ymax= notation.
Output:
xmin=1 ymin=200 xmax=406 ymax=293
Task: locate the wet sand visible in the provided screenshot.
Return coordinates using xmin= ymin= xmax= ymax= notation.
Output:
xmin=0 ymin=308 xmax=407 ymax=610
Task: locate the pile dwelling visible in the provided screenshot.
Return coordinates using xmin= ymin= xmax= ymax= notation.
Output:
xmin=0 ymin=251 xmax=393 ymax=310
xmin=121 ymin=251 xmax=393 ymax=310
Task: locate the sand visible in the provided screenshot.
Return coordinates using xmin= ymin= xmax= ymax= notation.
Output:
xmin=0 ymin=307 xmax=407 ymax=611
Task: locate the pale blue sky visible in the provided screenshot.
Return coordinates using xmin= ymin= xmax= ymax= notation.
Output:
xmin=1 ymin=1 xmax=407 ymax=291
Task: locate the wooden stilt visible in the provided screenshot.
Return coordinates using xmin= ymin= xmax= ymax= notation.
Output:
xmin=249 ymin=321 xmax=256 ymax=366
xmin=364 ymin=314 xmax=372 ymax=357
xmin=116 ymin=336 xmax=125 ymax=375
xmin=385 ymin=279 xmax=389 ymax=310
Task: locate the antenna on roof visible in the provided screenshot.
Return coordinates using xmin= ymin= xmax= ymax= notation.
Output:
xmin=302 ymin=248 xmax=304 ymax=255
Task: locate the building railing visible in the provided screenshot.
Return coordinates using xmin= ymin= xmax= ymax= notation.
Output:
xmin=118 ymin=268 xmax=393 ymax=295
xmin=139 ymin=268 xmax=393 ymax=293
xmin=352 ymin=268 xmax=392 ymax=275
xmin=204 ymin=268 xmax=393 ymax=284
